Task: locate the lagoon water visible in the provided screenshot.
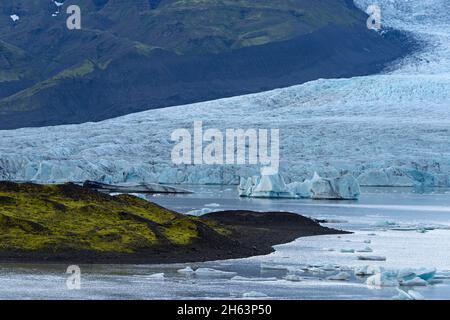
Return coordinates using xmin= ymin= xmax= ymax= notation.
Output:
xmin=1 ymin=187 xmax=449 ymax=300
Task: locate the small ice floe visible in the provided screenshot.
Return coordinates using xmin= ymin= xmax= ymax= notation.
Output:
xmin=242 ymin=291 xmax=268 ymax=298
xmin=177 ymin=267 xmax=195 ymax=275
xmin=327 ymin=272 xmax=351 ymax=281
xmin=354 ymin=265 xmax=383 ymax=276
xmin=392 ymin=289 xmax=424 ymax=300
xmin=366 ymin=272 xmax=399 ymax=287
xmin=238 ymin=168 xmax=294 ymax=198
xmin=357 ymin=255 xmax=386 ymax=261
xmin=365 ymin=267 xmax=437 ymax=288
xmin=399 ymin=277 xmax=428 ymax=287
xmin=340 ymin=248 xmax=355 ymax=253
xmin=283 ymin=274 xmax=303 ymax=282
xmin=204 ymin=203 xmax=221 ymax=207
xmin=54 ymin=1 xmax=64 ymax=7
xmin=356 ymin=247 xmax=373 ymax=253
xmin=147 ymin=273 xmax=165 ymax=280
xmin=194 ymin=268 xmax=237 ymax=277
xmin=10 ymin=14 xmax=19 ymax=22
xmin=231 ymin=276 xmax=277 ymax=282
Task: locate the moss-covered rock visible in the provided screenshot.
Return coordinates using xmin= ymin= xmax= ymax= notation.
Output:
xmin=0 ymin=181 xmax=346 ymax=263
xmin=0 ymin=182 xmax=209 ymax=254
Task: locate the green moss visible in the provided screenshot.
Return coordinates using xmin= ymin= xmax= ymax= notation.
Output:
xmin=0 ymin=182 xmax=228 ymax=254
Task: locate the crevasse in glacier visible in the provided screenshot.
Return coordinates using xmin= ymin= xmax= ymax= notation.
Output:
xmin=0 ymin=0 xmax=449 ymax=187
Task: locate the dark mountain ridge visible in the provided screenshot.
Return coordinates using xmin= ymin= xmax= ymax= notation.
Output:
xmin=0 ymin=0 xmax=416 ymax=129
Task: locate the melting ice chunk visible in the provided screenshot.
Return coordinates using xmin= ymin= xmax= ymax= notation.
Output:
xmin=10 ymin=14 xmax=19 ymax=22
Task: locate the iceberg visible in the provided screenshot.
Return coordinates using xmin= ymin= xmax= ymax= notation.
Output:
xmin=307 ymin=173 xmax=361 ymax=200
xmin=354 ymin=265 xmax=383 ymax=276
xmin=177 ymin=267 xmax=195 ymax=275
xmin=147 ymin=273 xmax=165 ymax=280
xmin=239 ymin=171 xmax=360 ymax=200
xmin=366 ymin=272 xmax=399 ymax=287
xmin=399 ymin=277 xmax=428 ymax=287
xmin=283 ymin=274 xmax=303 ymax=282
xmin=238 ymin=168 xmax=293 ymax=198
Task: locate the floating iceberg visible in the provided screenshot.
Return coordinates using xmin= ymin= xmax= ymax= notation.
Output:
xmin=147 ymin=273 xmax=165 ymax=280
xmin=283 ymin=274 xmax=303 ymax=282
xmin=307 ymin=173 xmax=361 ymax=200
xmin=238 ymin=168 xmax=293 ymax=198
xmin=239 ymin=171 xmax=360 ymax=200
xmin=366 ymin=272 xmax=399 ymax=287
xmin=399 ymin=277 xmax=428 ymax=287
xmin=177 ymin=267 xmax=195 ymax=275
xmin=327 ymin=272 xmax=351 ymax=281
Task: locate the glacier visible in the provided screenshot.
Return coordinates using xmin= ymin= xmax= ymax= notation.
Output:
xmin=0 ymin=0 xmax=449 ymax=187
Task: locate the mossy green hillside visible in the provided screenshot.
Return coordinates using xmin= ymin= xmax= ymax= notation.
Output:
xmin=0 ymin=182 xmax=219 ymax=253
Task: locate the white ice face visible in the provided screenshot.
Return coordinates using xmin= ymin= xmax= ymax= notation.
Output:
xmin=0 ymin=0 xmax=449 ymax=187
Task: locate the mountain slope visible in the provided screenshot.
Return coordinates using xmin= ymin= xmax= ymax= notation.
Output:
xmin=0 ymin=0 xmax=414 ymax=129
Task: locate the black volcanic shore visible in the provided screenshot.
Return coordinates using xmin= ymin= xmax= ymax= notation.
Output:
xmin=0 ymin=182 xmax=347 ymax=264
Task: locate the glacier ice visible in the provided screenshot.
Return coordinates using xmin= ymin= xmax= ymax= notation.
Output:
xmin=327 ymin=272 xmax=351 ymax=281
xmin=177 ymin=267 xmax=195 ymax=275
xmin=366 ymin=272 xmax=399 ymax=287
xmin=238 ymin=169 xmax=293 ymax=198
xmin=0 ymin=0 xmax=449 ymax=187
xmin=239 ymin=171 xmax=360 ymax=200
xmin=307 ymin=173 xmax=360 ymax=200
